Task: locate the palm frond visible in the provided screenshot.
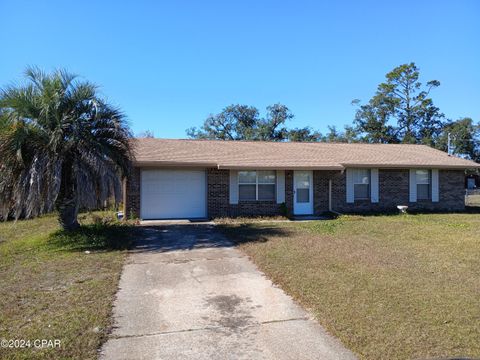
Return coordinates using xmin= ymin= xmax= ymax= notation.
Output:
xmin=0 ymin=67 xmax=133 ymax=224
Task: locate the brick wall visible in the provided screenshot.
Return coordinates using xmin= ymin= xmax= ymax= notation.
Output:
xmin=314 ymin=169 xmax=465 ymax=214
xmin=206 ymin=168 xmax=229 ymax=217
xmin=123 ymin=167 xmax=291 ymax=219
xmin=436 ymin=170 xmax=466 ymax=211
xmin=207 ymin=168 xmax=290 ymax=218
xmin=313 ymin=170 xmax=337 ymax=214
xmin=285 ymin=170 xmax=294 ymax=216
xmin=124 ymin=167 xmax=141 ymax=219
xmin=126 ymin=167 xmax=465 ymax=219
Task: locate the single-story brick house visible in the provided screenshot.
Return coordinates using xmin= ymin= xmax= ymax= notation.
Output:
xmin=124 ymin=139 xmax=480 ymax=219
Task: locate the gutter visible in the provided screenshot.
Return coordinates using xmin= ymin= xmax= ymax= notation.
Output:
xmin=132 ymin=161 xmax=218 ymax=167
xmin=217 ymin=165 xmax=345 ymax=170
xmin=132 ymin=161 xmax=479 ymax=170
xmin=339 ymin=163 xmax=480 ymax=169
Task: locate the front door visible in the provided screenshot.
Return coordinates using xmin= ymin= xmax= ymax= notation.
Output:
xmin=293 ymin=171 xmax=313 ymax=215
xmin=467 ymin=178 xmax=475 ymax=189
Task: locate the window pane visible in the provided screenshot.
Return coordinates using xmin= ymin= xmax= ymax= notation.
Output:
xmin=296 ymin=172 xmax=310 ymax=189
xmin=354 ymin=184 xmax=369 ymax=200
xmin=416 ymin=170 xmax=430 ymax=184
xmin=258 ymin=170 xmax=276 ymax=184
xmin=297 ymin=188 xmax=310 ymax=203
xmin=239 ymin=171 xmax=256 ymax=184
xmin=417 ymin=184 xmax=430 ymax=200
xmin=258 ymin=184 xmax=275 ymax=200
xmin=239 ymin=184 xmax=256 ymax=200
xmin=353 ymin=169 xmax=370 ymax=184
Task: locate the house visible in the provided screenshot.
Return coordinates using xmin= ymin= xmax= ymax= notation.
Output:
xmin=124 ymin=139 xmax=480 ymax=219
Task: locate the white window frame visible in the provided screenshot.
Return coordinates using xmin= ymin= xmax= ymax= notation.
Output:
xmin=352 ymin=169 xmax=371 ymax=201
xmin=415 ymin=169 xmax=431 ymax=200
xmin=238 ymin=170 xmax=276 ymax=201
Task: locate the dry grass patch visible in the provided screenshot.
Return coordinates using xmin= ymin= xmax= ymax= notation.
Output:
xmin=220 ymin=214 xmax=480 ymax=360
xmin=0 ymin=212 xmax=136 ymax=359
xmin=214 ymin=216 xmax=289 ymax=224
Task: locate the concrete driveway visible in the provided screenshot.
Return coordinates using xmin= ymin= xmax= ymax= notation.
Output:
xmin=101 ymin=224 xmax=356 ymax=360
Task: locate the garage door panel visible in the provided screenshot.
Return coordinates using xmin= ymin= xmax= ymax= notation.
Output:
xmin=140 ymin=170 xmax=206 ymax=219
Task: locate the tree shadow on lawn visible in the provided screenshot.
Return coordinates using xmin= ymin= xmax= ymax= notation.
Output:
xmin=131 ymin=225 xmax=231 ymax=253
xmin=217 ymin=223 xmax=292 ymax=245
xmin=47 ymin=223 xmax=138 ymax=252
xmin=127 ymin=224 xmax=291 ymax=253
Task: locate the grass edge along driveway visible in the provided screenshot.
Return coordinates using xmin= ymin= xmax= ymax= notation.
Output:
xmin=0 ymin=212 xmax=136 ymax=360
xmin=218 ymin=213 xmax=480 ymax=360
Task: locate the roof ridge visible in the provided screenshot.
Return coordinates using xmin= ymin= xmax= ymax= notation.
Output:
xmin=135 ymin=138 xmax=436 ymax=146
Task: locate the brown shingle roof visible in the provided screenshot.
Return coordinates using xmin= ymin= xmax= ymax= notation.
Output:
xmin=132 ymin=138 xmax=480 ymax=170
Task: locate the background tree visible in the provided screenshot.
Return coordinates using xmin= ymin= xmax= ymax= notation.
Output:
xmin=343 ymin=125 xmax=360 ymax=143
xmin=323 ymin=126 xmax=344 ymax=142
xmin=187 ymin=103 xmax=359 ymax=143
xmin=137 ymin=130 xmax=155 ymax=138
xmin=416 ymin=98 xmax=444 ymax=146
xmin=188 ymin=103 xmax=299 ymax=141
xmin=354 ymin=63 xmax=444 ymax=144
xmin=186 ymin=105 xmax=259 ymax=140
xmin=185 ymin=63 xmax=478 ymax=160
xmin=437 ymin=118 xmax=480 ymax=161
xmin=352 ymin=98 xmax=398 ymax=143
xmin=287 ymin=127 xmax=322 ymax=142
xmin=256 ymin=104 xmax=292 ymax=141
xmin=0 ymin=67 xmax=133 ymax=230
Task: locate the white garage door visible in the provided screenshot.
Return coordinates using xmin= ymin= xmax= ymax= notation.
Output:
xmin=140 ymin=169 xmax=207 ymax=219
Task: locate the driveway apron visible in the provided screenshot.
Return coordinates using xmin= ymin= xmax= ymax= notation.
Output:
xmin=101 ymin=224 xmax=356 ymax=360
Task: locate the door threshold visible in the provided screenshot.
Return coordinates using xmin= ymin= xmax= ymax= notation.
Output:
xmin=140 ymin=218 xmax=213 ymax=226
xmin=292 ymin=215 xmax=328 ymax=221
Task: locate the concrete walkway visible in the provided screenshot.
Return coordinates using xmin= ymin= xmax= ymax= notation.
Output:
xmin=100 ymin=224 xmax=356 ymax=360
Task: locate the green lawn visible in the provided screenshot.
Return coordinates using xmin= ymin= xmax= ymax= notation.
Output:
xmin=219 ymin=214 xmax=480 ymax=360
xmin=0 ymin=213 xmax=135 ymax=360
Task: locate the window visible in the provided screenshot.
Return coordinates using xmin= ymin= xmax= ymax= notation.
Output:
xmin=239 ymin=171 xmax=276 ymax=201
xmin=238 ymin=171 xmax=256 ymax=201
xmin=416 ymin=169 xmax=430 ymax=200
xmin=353 ymin=169 xmax=370 ymax=200
xmin=258 ymin=171 xmax=276 ymax=200
xmin=295 ymin=172 xmax=310 ymax=203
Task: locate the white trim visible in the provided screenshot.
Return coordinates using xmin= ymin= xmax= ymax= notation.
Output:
xmin=229 ymin=170 xmax=238 ymax=204
xmin=346 ymin=169 xmax=354 ymax=203
xmin=370 ymin=168 xmax=379 ymax=203
xmin=276 ymin=170 xmax=285 ymax=204
xmin=409 ymin=169 xmax=417 ymax=202
xmin=139 ymin=169 xmax=143 ymax=219
xmin=431 ymin=169 xmax=439 ymax=202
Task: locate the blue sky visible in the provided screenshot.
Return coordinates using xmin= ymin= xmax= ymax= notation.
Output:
xmin=0 ymin=0 xmax=478 ymax=138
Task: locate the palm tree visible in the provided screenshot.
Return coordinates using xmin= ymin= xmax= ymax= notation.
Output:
xmin=0 ymin=67 xmax=132 ymax=230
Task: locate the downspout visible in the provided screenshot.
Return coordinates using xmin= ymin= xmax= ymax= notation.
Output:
xmin=328 ymin=179 xmax=332 ymax=212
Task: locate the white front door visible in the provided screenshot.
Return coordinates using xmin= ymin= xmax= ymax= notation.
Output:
xmin=467 ymin=178 xmax=475 ymax=189
xmin=293 ymin=171 xmax=313 ymax=215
